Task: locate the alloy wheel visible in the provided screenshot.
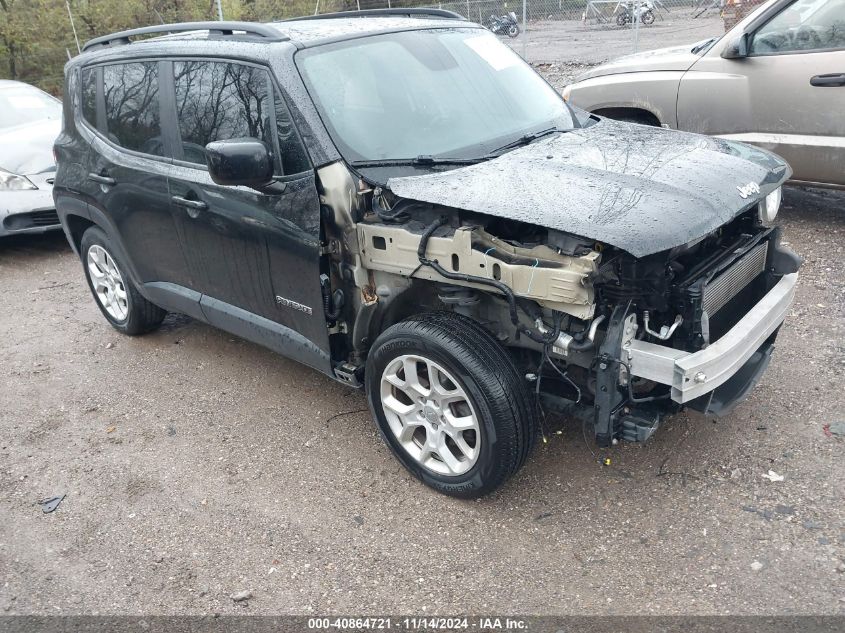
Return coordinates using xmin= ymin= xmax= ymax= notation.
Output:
xmin=86 ymin=244 xmax=128 ymax=322
xmin=380 ymin=354 xmax=481 ymax=476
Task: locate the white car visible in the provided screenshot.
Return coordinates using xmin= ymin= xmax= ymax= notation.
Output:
xmin=0 ymin=80 xmax=63 ymax=236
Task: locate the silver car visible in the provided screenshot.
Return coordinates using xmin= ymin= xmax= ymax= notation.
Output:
xmin=563 ymin=0 xmax=845 ymax=189
xmin=0 ymin=80 xmax=63 ymax=236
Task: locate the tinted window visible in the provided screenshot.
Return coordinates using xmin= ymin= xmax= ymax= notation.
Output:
xmin=751 ymin=0 xmax=845 ymax=54
xmin=274 ymin=91 xmax=310 ymax=174
xmin=174 ymin=61 xmax=273 ymax=166
xmin=103 ymin=62 xmax=163 ymax=155
xmin=81 ymin=68 xmax=97 ymax=127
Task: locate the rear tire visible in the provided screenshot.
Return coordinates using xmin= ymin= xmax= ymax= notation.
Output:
xmin=80 ymin=226 xmax=166 ymax=336
xmin=366 ymin=312 xmax=537 ymax=498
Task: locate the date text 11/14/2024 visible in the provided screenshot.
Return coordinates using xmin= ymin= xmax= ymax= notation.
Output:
xmin=307 ymin=616 xmax=529 ymax=630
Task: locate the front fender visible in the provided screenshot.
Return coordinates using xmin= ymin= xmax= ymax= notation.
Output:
xmin=566 ymin=71 xmax=686 ymax=128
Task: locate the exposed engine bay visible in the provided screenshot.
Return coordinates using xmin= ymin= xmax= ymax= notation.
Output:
xmin=316 ymin=162 xmax=801 ymax=447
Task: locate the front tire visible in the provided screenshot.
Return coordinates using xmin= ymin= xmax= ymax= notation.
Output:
xmin=80 ymin=226 xmax=166 ymax=336
xmin=366 ymin=312 xmax=536 ymax=498
xmin=507 ymin=24 xmax=520 ymax=37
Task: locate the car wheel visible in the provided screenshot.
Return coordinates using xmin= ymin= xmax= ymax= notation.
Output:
xmin=366 ymin=311 xmax=536 ymax=498
xmin=80 ymin=226 xmax=166 ymax=335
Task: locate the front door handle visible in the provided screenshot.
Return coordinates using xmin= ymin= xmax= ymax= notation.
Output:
xmin=171 ymin=195 xmax=208 ymax=218
xmin=810 ymin=73 xmax=845 ymax=87
xmin=88 ymin=173 xmax=116 ymax=185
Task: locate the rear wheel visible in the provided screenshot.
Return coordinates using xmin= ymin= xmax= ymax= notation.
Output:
xmin=366 ymin=312 xmax=536 ymax=498
xmin=80 ymin=226 xmax=166 ymax=335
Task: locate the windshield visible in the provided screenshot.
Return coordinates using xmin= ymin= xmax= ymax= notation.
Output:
xmin=0 ymin=84 xmax=61 ymax=130
xmin=296 ymin=28 xmax=576 ymax=162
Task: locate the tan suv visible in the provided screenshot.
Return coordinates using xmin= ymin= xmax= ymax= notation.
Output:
xmin=564 ymin=0 xmax=845 ymax=189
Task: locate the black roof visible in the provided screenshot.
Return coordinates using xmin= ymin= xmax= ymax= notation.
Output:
xmin=81 ymin=10 xmax=472 ymax=53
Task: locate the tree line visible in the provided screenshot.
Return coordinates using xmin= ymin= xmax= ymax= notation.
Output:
xmin=0 ymin=0 xmax=419 ymax=94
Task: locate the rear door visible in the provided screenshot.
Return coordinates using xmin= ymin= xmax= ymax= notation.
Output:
xmin=78 ymin=61 xmax=195 ymax=294
xmin=163 ymin=59 xmax=330 ymax=364
xmin=677 ymin=0 xmax=845 ymax=186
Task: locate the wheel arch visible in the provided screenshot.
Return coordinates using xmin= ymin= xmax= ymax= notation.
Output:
xmin=592 ymin=106 xmax=662 ymax=126
xmin=63 ymin=213 xmax=96 ymax=255
xmin=355 ymin=279 xmax=445 ymax=355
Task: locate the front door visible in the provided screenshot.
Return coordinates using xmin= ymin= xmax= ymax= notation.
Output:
xmin=678 ymin=0 xmax=845 ymax=186
xmin=163 ymin=59 xmax=330 ymax=365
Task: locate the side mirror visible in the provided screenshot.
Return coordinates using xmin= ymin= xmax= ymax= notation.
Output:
xmin=721 ymin=32 xmax=750 ymax=59
xmin=205 ymin=138 xmax=274 ymax=188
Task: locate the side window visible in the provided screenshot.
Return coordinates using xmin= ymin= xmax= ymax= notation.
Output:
xmin=102 ymin=62 xmax=164 ymax=156
xmin=750 ymin=0 xmax=845 ymax=54
xmin=81 ymin=67 xmax=97 ymax=127
xmin=274 ymin=91 xmax=310 ymax=175
xmin=174 ymin=61 xmax=273 ymax=166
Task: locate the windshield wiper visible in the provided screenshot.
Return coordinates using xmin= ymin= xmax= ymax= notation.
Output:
xmin=350 ymin=155 xmax=488 ymax=168
xmin=486 ymin=127 xmax=567 ymax=158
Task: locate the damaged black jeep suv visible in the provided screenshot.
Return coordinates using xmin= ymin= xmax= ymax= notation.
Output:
xmin=54 ymin=9 xmax=801 ymax=497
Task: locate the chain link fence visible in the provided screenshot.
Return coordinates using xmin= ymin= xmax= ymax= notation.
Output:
xmin=304 ymin=0 xmax=745 ymax=87
xmin=416 ymin=0 xmax=732 ymax=67
xmin=1 ymin=0 xmax=754 ymax=95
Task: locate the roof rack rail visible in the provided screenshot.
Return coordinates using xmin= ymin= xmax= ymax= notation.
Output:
xmin=81 ymin=21 xmax=288 ymax=52
xmin=284 ymin=8 xmax=465 ymax=22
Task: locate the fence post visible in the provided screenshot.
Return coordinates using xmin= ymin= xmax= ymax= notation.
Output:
xmin=633 ymin=1 xmax=639 ymax=52
xmin=522 ymin=0 xmax=527 ymax=59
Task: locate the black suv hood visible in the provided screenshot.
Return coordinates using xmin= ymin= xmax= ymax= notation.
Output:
xmin=387 ymin=119 xmax=790 ymax=257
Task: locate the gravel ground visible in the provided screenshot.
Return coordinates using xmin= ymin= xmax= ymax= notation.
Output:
xmin=1 ymin=186 xmax=843 ymax=616
xmin=506 ymin=15 xmax=726 ymax=66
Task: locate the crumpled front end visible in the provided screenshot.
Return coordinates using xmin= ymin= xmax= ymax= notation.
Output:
xmin=591 ymin=226 xmax=800 ymax=445
xmin=320 ymin=135 xmax=799 ymax=447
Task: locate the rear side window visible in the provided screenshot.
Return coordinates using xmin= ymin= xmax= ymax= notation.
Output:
xmin=81 ymin=68 xmax=97 ymax=127
xmin=102 ymin=62 xmax=164 ymax=156
xmin=174 ymin=61 xmax=273 ymax=166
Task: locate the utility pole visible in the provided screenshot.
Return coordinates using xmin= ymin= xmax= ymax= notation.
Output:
xmin=66 ymin=0 xmax=81 ymax=54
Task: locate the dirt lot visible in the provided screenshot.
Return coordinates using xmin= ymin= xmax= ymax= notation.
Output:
xmin=507 ymin=15 xmax=726 ymax=65
xmin=1 ymin=185 xmax=843 ymax=615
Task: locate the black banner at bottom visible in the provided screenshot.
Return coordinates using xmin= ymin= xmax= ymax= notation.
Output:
xmin=0 ymin=616 xmax=843 ymax=633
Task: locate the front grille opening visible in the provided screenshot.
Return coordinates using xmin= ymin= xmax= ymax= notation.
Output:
xmin=3 ymin=210 xmax=59 ymax=231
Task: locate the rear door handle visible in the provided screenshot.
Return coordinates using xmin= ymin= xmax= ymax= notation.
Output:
xmin=171 ymin=195 xmax=208 ymax=217
xmin=88 ymin=173 xmax=116 ymax=185
xmin=810 ymin=73 xmax=845 ymax=87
